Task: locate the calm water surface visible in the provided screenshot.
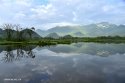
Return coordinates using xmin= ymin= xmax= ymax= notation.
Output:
xmin=0 ymin=43 xmax=125 ymax=83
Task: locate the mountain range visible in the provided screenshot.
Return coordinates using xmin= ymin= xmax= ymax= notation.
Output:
xmin=36 ymin=22 xmax=125 ymax=37
xmin=0 ymin=22 xmax=125 ymax=39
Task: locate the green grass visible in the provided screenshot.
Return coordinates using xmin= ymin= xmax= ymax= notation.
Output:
xmin=0 ymin=36 xmax=125 ymax=45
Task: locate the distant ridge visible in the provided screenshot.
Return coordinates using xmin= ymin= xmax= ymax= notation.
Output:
xmin=36 ymin=22 xmax=125 ymax=37
xmin=46 ymin=32 xmax=60 ymax=39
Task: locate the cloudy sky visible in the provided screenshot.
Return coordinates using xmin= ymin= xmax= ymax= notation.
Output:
xmin=0 ymin=0 xmax=125 ymax=30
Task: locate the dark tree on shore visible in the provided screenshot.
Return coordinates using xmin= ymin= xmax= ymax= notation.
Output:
xmin=31 ymin=27 xmax=35 ymax=30
xmin=27 ymin=27 xmax=35 ymax=39
xmin=15 ymin=24 xmax=24 ymax=41
xmin=2 ymin=24 xmax=14 ymax=41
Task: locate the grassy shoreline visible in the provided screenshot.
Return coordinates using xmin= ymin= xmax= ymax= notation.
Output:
xmin=1 ymin=37 xmax=125 ymax=45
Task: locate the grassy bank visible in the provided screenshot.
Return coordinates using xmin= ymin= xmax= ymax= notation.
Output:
xmin=0 ymin=41 xmax=57 ymax=46
xmin=0 ymin=36 xmax=125 ymax=45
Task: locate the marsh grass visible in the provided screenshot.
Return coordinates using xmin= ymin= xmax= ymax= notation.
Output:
xmin=0 ymin=36 xmax=125 ymax=45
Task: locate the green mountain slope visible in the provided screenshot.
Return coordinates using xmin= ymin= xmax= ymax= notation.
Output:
xmin=36 ymin=22 xmax=125 ymax=37
xmin=46 ymin=32 xmax=60 ymax=39
xmin=0 ymin=29 xmax=41 ymax=39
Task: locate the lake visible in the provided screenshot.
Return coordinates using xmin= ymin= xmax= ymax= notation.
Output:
xmin=0 ymin=43 xmax=125 ymax=83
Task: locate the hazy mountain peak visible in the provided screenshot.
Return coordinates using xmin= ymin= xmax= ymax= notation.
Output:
xmin=46 ymin=32 xmax=60 ymax=39
xmin=73 ymin=32 xmax=84 ymax=37
xmin=63 ymin=35 xmax=72 ymax=38
xmin=98 ymin=22 xmax=109 ymax=25
xmin=119 ymin=25 xmax=125 ymax=27
xmin=96 ymin=22 xmax=109 ymax=28
xmin=96 ymin=22 xmax=117 ymax=29
xmin=35 ymin=22 xmax=125 ymax=37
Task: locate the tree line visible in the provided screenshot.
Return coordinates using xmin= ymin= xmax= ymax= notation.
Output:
xmin=1 ymin=24 xmax=35 ymax=41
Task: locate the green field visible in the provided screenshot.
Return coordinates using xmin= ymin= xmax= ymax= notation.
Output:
xmin=0 ymin=36 xmax=125 ymax=46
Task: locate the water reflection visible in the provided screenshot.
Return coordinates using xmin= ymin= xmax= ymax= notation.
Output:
xmin=1 ymin=43 xmax=125 ymax=62
xmin=41 ymin=43 xmax=125 ymax=57
xmin=0 ymin=43 xmax=125 ymax=83
xmin=1 ymin=45 xmax=36 ymax=62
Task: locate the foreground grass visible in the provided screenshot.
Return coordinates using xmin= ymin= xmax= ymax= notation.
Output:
xmin=0 ymin=37 xmax=125 ymax=45
xmin=0 ymin=41 xmax=57 ymax=46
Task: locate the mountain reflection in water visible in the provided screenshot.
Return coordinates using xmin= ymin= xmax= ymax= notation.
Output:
xmin=0 ymin=45 xmax=36 ymax=62
xmin=0 ymin=43 xmax=125 ymax=83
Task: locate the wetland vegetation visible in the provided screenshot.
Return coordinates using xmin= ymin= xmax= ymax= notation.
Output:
xmin=0 ymin=24 xmax=125 ymax=46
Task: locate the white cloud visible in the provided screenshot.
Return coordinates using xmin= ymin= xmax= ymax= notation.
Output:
xmin=15 ymin=0 xmax=32 ymax=7
xmin=72 ymin=12 xmax=78 ymax=22
xmin=30 ymin=4 xmax=56 ymax=20
xmin=102 ymin=5 xmax=114 ymax=12
xmin=0 ymin=16 xmax=3 ymax=24
xmin=14 ymin=12 xmax=26 ymax=20
xmin=34 ymin=22 xmax=80 ymax=30
xmin=0 ymin=0 xmax=125 ymax=29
